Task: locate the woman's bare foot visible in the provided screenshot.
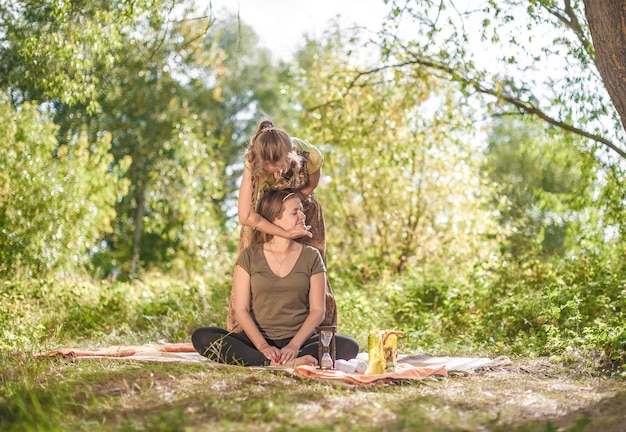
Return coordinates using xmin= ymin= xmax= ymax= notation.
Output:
xmin=269 ymin=354 xmax=318 ymax=367
xmin=294 ymin=355 xmax=318 ymax=366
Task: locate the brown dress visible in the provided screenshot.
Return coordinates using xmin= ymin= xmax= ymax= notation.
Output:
xmin=226 ymin=139 xmax=338 ymax=332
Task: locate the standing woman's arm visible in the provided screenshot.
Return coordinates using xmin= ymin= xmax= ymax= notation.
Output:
xmin=238 ymin=166 xmax=312 ymax=239
xmin=237 ymin=166 xmax=263 ymax=228
xmin=298 ymin=168 xmax=320 ymax=199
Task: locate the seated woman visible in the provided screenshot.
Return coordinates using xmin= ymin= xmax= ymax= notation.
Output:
xmin=192 ymin=189 xmax=359 ymax=367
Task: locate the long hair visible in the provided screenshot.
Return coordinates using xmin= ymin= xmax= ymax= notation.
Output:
xmin=251 ymin=189 xmax=299 ymax=244
xmin=245 ymin=120 xmax=303 ymax=201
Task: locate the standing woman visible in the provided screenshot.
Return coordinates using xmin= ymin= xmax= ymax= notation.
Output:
xmin=226 ymin=119 xmax=337 ymax=332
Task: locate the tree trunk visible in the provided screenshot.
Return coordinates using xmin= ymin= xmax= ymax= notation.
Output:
xmin=583 ymin=0 xmax=626 ymax=132
xmin=130 ymin=190 xmax=145 ymax=280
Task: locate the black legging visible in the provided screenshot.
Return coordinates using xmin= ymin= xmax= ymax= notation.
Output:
xmin=192 ymin=326 xmax=360 ymax=367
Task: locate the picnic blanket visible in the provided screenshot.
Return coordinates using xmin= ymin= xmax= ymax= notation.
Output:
xmin=33 ymin=342 xmax=198 ymax=362
xmin=34 ymin=342 xmax=510 ymax=385
xmin=293 ymin=363 xmax=446 ymax=385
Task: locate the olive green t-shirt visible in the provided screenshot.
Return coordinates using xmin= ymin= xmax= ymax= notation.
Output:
xmin=236 ymin=243 xmax=326 ymax=340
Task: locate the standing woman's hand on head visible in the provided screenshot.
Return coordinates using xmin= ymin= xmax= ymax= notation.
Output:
xmin=284 ymin=226 xmax=313 ymax=239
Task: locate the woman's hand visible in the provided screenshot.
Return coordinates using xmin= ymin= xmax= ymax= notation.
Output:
xmin=279 ymin=343 xmax=300 ymax=365
xmin=286 ymin=228 xmax=313 ymax=239
xmin=258 ymin=344 xmax=281 ymax=363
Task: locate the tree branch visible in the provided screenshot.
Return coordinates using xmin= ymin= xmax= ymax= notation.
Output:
xmin=305 ymin=46 xmax=626 ymax=159
xmin=544 ymin=0 xmax=594 ymax=56
xmin=347 ymin=59 xmax=626 ymax=159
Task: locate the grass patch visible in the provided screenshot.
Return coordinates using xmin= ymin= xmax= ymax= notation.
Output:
xmin=2 ymin=353 xmax=625 ymax=431
xmin=1 ymin=273 xmax=625 ymax=430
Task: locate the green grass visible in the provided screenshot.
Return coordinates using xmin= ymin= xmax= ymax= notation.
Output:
xmin=1 ymin=273 xmax=625 ymax=431
xmin=1 ymin=354 xmax=625 ymax=431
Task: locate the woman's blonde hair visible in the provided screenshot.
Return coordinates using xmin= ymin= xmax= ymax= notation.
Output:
xmin=252 ymin=189 xmax=300 ymax=244
xmin=245 ymin=120 xmax=302 ymax=188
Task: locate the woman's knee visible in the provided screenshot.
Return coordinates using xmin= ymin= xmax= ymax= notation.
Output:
xmin=191 ymin=326 xmax=226 ymax=352
xmin=336 ymin=335 xmax=360 ymax=359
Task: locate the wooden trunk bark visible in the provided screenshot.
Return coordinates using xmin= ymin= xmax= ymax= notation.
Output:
xmin=583 ymin=0 xmax=626 ymax=133
xmin=130 ymin=190 xmax=145 ymax=280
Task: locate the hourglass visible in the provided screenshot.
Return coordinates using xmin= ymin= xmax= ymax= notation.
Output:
xmin=317 ymin=325 xmax=336 ymax=369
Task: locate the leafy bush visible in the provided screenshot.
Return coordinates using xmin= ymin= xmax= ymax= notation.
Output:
xmin=0 ymin=96 xmax=130 ymax=279
xmin=0 ymin=272 xmax=232 ymax=352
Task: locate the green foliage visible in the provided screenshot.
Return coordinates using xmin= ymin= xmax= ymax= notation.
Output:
xmin=291 ymin=27 xmax=498 ymax=282
xmin=50 ymin=10 xmax=284 ymax=278
xmin=484 ymin=117 xmax=598 ymax=259
xmin=0 ymin=0 xmax=170 ymax=110
xmin=466 ymin=116 xmax=626 ymax=366
xmin=464 ymin=244 xmax=626 ymax=367
xmin=84 ymin=18 xmax=232 ymax=276
xmin=0 ymin=95 xmax=129 ymax=278
xmin=0 ymin=270 xmax=232 ymax=352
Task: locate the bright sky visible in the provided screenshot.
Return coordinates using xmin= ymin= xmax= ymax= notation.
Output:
xmin=202 ymin=0 xmax=389 ymax=60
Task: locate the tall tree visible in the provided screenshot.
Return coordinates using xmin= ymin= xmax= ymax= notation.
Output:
xmin=583 ymin=0 xmax=626 ymax=133
xmin=57 ymin=6 xmax=223 ymax=278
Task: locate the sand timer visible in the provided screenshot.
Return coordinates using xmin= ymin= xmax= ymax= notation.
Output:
xmin=317 ymin=325 xmax=336 ymax=369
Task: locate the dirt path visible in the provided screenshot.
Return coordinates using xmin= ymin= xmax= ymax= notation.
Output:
xmin=423 ymin=358 xmax=625 ymax=430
